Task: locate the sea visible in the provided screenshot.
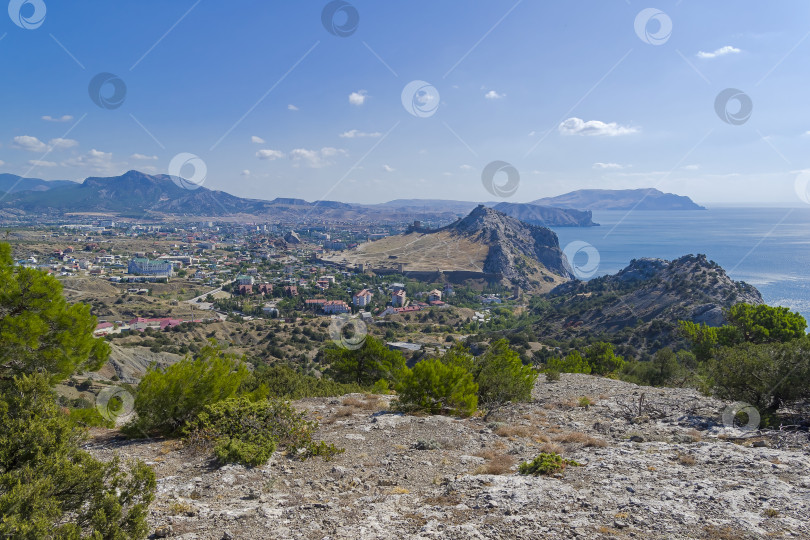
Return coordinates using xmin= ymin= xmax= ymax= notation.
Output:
xmin=550 ymin=207 xmax=810 ymax=324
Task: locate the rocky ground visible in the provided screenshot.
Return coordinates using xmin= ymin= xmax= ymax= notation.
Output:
xmin=87 ymin=374 xmax=810 ymax=539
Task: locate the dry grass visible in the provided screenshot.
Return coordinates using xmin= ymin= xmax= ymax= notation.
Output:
xmin=533 ymin=433 xmax=551 ymax=444
xmin=685 ymin=429 xmax=702 ymax=443
xmin=388 ymin=487 xmax=410 ymax=495
xmin=703 ymin=525 xmax=746 ymax=540
xmin=553 ymin=431 xmax=608 ymax=447
xmin=473 ymin=450 xmax=516 ymax=475
xmin=677 ymin=453 xmax=696 ymax=466
xmin=424 ymin=495 xmax=461 ymax=507
xmin=342 ymin=396 xmax=384 ymax=410
xmin=539 ymin=442 xmax=565 ymax=455
xmin=334 ymin=406 xmax=356 ymax=417
xmin=167 ymin=501 xmax=193 ymax=515
xmin=494 ymin=425 xmax=534 ymax=439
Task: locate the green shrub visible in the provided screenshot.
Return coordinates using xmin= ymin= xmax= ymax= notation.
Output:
xmin=705 ymin=339 xmax=810 ymax=413
xmin=544 ymin=368 xmax=561 ymax=382
xmin=474 ymin=339 xmax=537 ymax=405
xmin=546 ymin=351 xmax=591 ymax=374
xmin=584 ymin=342 xmax=624 ymax=376
xmin=214 ymin=436 xmax=276 ymax=467
xmin=518 ymin=452 xmax=581 ymax=476
xmin=725 ymin=303 xmax=807 ymax=344
xmin=184 ymin=397 xmax=343 ymax=466
xmin=0 ymin=242 xmax=109 ymax=381
xmin=395 ymin=357 xmax=478 ymax=416
xmin=125 ymin=343 xmax=249 ymax=437
xmin=69 ymin=406 xmax=115 ymax=428
xmin=250 ymin=364 xmax=362 ymax=399
xmin=370 ymin=378 xmax=391 ymax=395
xmin=0 ymin=374 xmax=155 ymax=538
xmin=326 ymin=336 xmax=407 ymax=386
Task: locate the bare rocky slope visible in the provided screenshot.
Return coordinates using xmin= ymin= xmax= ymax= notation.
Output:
xmin=88 ymin=374 xmax=810 ymax=539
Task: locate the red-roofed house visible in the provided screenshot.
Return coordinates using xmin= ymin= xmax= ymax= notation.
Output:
xmin=353 ymin=289 xmax=373 ymax=307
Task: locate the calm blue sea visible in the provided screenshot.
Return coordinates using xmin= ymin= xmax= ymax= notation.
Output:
xmin=551 ymin=208 xmax=810 ymax=324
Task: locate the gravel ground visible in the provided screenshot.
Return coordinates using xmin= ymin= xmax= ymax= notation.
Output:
xmin=87 ymin=374 xmax=810 ymax=539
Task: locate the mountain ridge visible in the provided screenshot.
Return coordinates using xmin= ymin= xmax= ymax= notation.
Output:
xmin=532 ymin=188 xmax=705 ymax=211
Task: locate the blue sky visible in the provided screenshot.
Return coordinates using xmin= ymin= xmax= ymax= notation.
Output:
xmin=1 ymin=1 xmax=810 ymax=205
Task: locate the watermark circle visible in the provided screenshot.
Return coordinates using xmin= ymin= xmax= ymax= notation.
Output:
xmin=95 ymin=386 xmax=135 ymax=422
xmin=563 ymin=241 xmax=601 ymax=280
xmin=714 ymin=88 xmax=752 ymax=125
xmin=8 ymin=0 xmax=46 ymax=29
xmin=88 ymin=73 xmax=127 ymax=110
xmin=401 ymin=80 xmax=440 ymax=118
xmin=168 ymin=153 xmax=207 ymax=190
xmin=321 ymin=0 xmax=359 ymax=37
xmin=481 ymin=160 xmax=520 ymax=198
xmin=634 ymin=8 xmax=672 ymax=46
xmin=794 ymin=171 xmax=810 ymax=205
xmin=328 ymin=314 xmax=367 ymax=350
xmin=721 ymin=402 xmax=760 ymax=432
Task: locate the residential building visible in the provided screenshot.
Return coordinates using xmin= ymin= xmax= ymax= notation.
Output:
xmin=323 ymin=300 xmax=350 ymax=314
xmin=128 ymin=257 xmax=173 ymax=277
xmin=353 ymin=289 xmax=373 ymax=307
xmin=283 ymin=285 xmax=298 ymax=297
xmin=392 ymin=289 xmax=407 ymax=306
xmin=428 ymin=289 xmax=442 ymax=302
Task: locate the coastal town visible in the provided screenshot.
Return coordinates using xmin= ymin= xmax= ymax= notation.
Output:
xmin=7 ymin=219 xmax=507 ymax=349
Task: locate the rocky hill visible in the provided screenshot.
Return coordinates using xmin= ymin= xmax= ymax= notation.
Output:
xmin=324 ymin=205 xmax=573 ymax=292
xmin=87 ymin=374 xmax=810 ymax=539
xmin=492 ymin=202 xmax=597 ymax=227
xmin=533 ymin=188 xmax=705 ymax=211
xmin=532 ymin=254 xmax=763 ymax=353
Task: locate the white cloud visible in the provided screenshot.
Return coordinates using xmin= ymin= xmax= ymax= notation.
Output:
xmin=382 ymin=164 xmax=395 ymax=173
xmin=0 ymin=160 xmax=4 ymax=167
xmin=683 ymin=164 xmax=701 ymax=171
xmin=697 ymin=46 xmax=741 ymax=59
xmin=241 ymin=169 xmax=251 ymax=176
xmin=339 ymin=129 xmax=382 ymax=139
xmin=251 ymin=135 xmax=265 ymax=144
xmin=256 ymin=149 xmax=284 ymax=160
xmin=49 ymin=138 xmax=78 ymax=150
xmin=62 ymin=149 xmax=115 ymax=173
xmin=42 ymin=115 xmax=73 ymax=123
xmin=559 ymin=117 xmax=638 ymax=137
xmin=290 ymin=147 xmax=346 ymax=168
xmin=593 ymin=162 xmax=625 ymax=170
xmin=12 ymin=135 xmax=48 ymax=152
xmin=348 ymin=90 xmax=367 ymax=106
xmin=484 ymin=90 xmax=505 ymax=100
xmin=28 ymin=159 xmax=57 ymax=167
xmin=131 ymin=153 xmax=158 ymax=160
xmin=528 ymin=130 xmax=537 ymax=137
xmin=460 ymin=164 xmax=475 ymax=171
xmin=287 ymin=104 xmax=299 ymax=111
